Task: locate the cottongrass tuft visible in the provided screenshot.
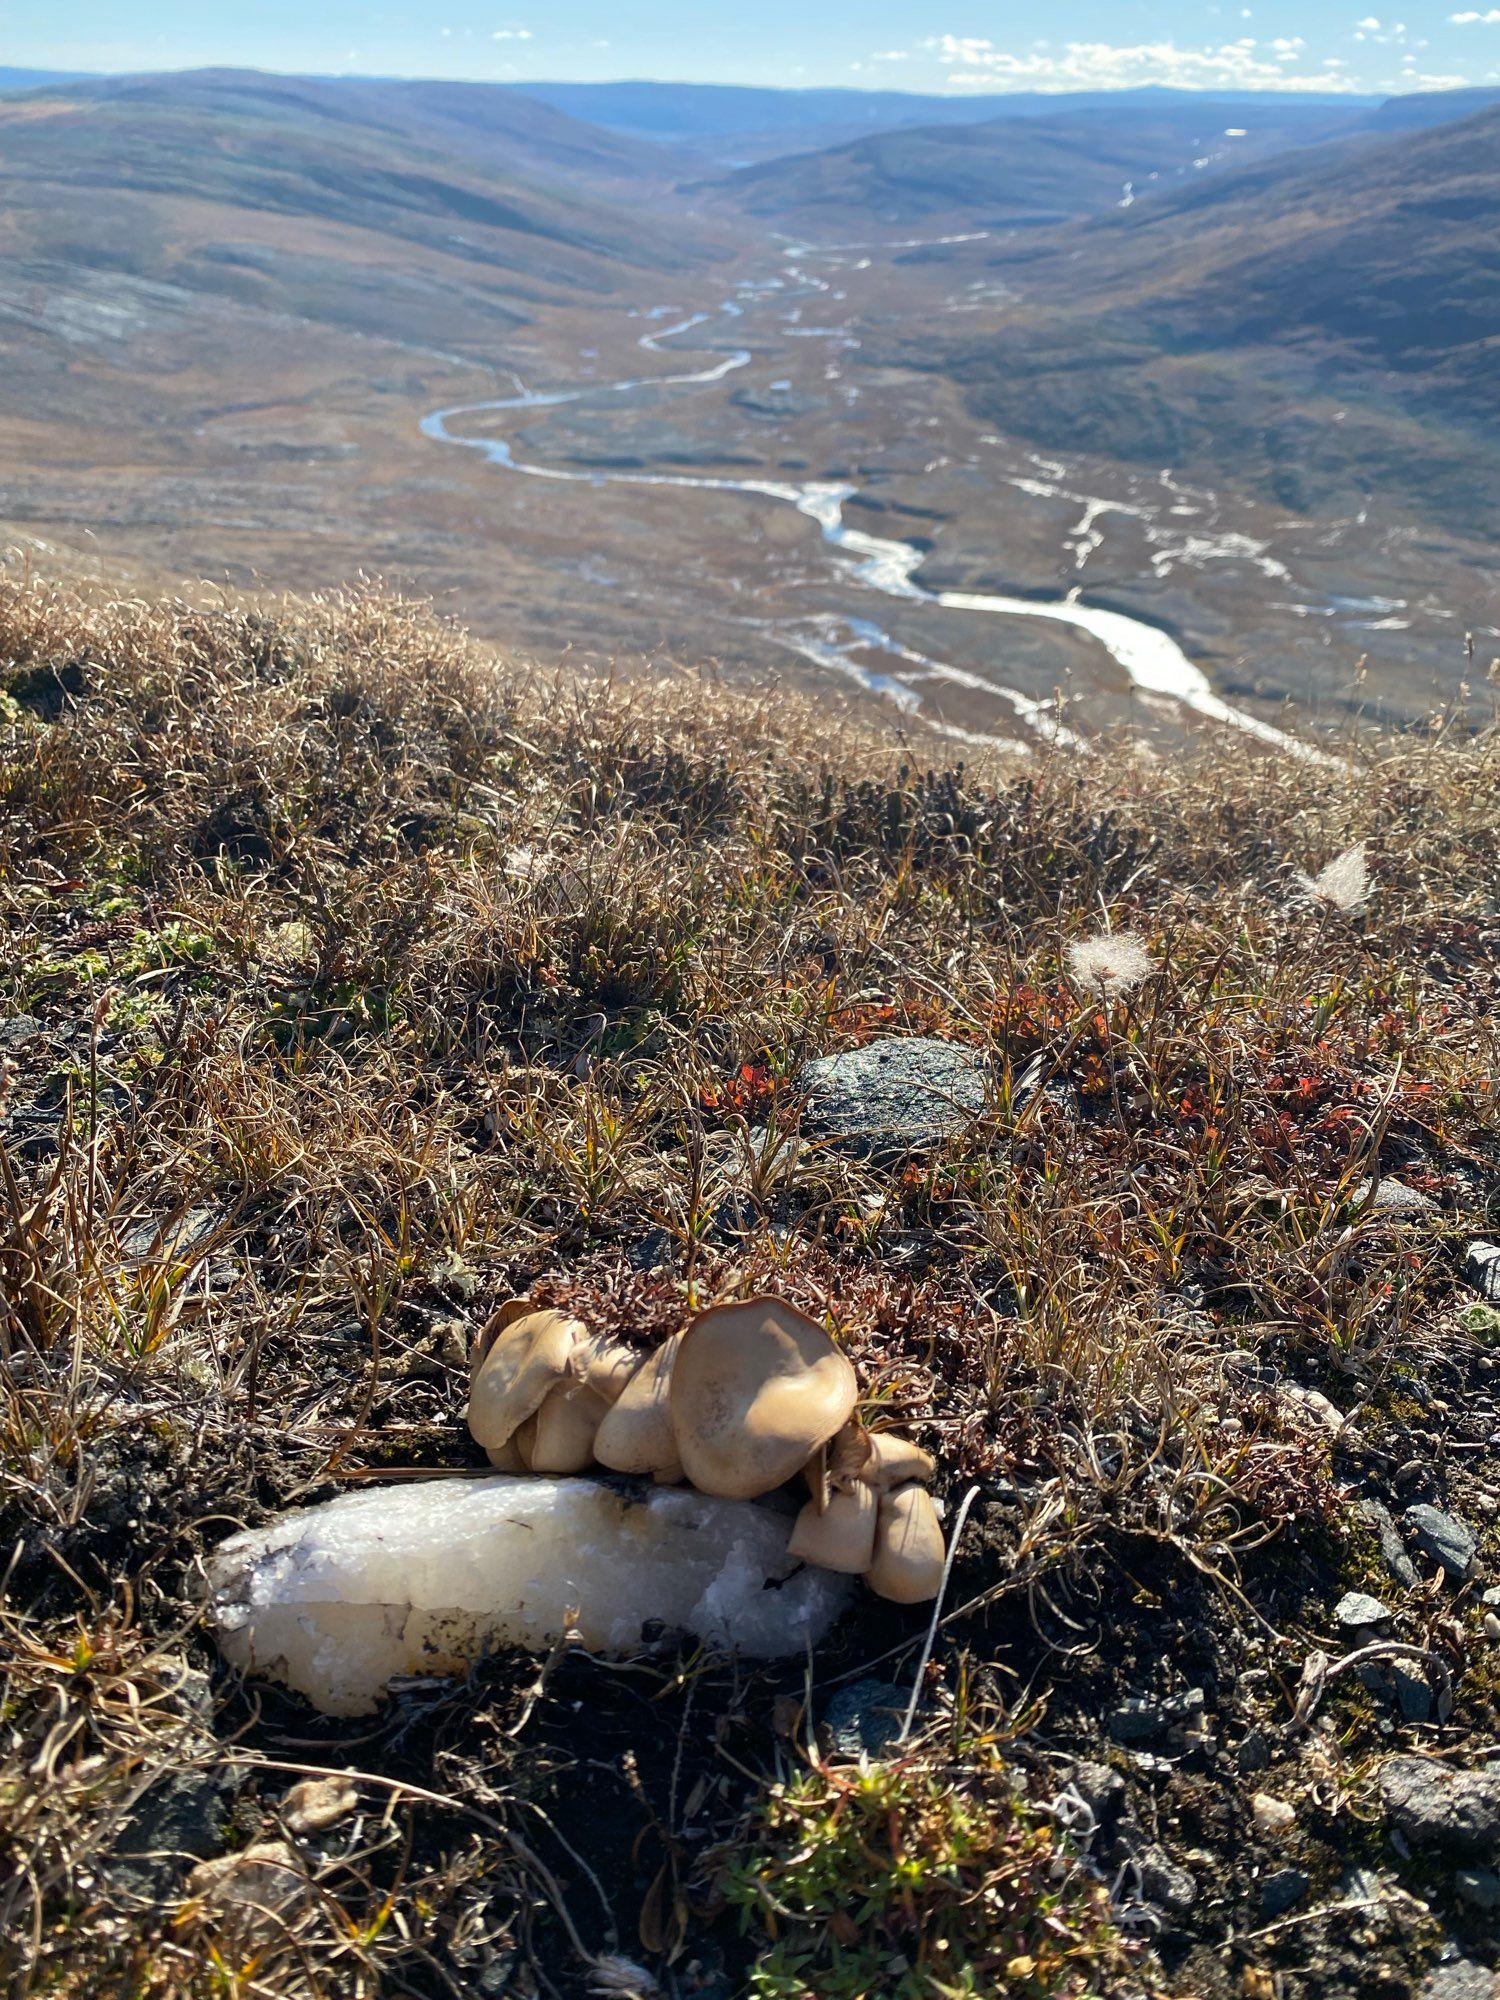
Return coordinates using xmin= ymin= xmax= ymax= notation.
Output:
xmin=1065 ymin=930 xmax=1156 ymax=1003
xmin=1296 ymin=842 xmax=1371 ymax=913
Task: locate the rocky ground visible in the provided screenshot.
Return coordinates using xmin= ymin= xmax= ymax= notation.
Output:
xmin=2 ymin=575 xmax=1499 ymax=1999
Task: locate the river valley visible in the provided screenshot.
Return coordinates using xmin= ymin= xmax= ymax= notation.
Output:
xmin=419 ymin=239 xmax=1485 ymax=755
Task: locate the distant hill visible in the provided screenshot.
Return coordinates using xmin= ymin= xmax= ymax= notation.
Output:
xmin=1362 ymin=83 xmax=1500 ymax=131
xmin=510 ymin=79 xmax=1376 ymax=166
xmin=903 ymin=102 xmax=1500 ymax=527
xmin=0 ymin=68 xmax=721 ymax=359
xmin=0 ymin=67 xmax=88 ymax=91
xmin=1052 ymin=100 xmax=1500 ymax=401
xmin=712 ymin=99 xmax=1366 ymax=231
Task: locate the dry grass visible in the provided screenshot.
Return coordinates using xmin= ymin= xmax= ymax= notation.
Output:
xmin=2 ymin=573 xmax=1499 ymax=1998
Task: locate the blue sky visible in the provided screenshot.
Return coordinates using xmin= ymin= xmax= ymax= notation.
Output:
xmin=8 ymin=2 xmax=1499 ymax=94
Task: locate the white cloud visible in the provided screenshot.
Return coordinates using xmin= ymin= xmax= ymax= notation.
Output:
xmin=492 ymin=25 xmax=532 ymax=39
xmin=1356 ymin=14 xmax=1381 ymax=26
xmin=1450 ymin=7 xmax=1500 ymax=19
xmin=869 ymin=49 xmax=911 ymax=61
xmin=936 ymin=32 xmax=1368 ymax=91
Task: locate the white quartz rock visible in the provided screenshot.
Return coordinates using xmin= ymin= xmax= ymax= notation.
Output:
xmin=210 ymin=1475 xmax=850 ymax=1714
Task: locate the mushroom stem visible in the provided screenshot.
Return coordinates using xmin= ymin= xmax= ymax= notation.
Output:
xmin=866 ymin=1484 xmax=945 ymax=1603
xmin=788 ymin=1482 xmax=878 ymax=1574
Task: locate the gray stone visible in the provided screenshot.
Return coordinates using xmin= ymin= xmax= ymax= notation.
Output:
xmin=96 ymin=1663 xmax=238 ymax=1902
xmin=1068 ymin=1760 xmax=1126 ymax=1826
xmin=798 ymin=1038 xmax=988 ymax=1159
xmin=1259 ymin=1867 xmax=1310 ymax=1918
xmin=1404 ymin=1504 xmax=1477 ymax=1580
xmin=1223 ymin=1348 xmax=1279 ymax=1385
xmin=1338 ymin=1864 xmax=1392 ymax=1917
xmin=1465 ymin=1240 xmax=1500 ymax=1304
xmin=120 ymin=1205 xmax=221 ymax=1264
xmin=1136 ymin=1844 xmax=1196 ymax=1914
xmin=1422 ymin=1962 xmax=1498 ymax=2000
xmin=1455 ymin=1867 xmax=1500 ymax=1912
xmin=1359 ymin=1498 xmax=1421 ymax=1590
xmin=1335 ymin=1590 xmax=1392 ymax=1630
xmin=1237 ymin=1728 xmax=1271 ymax=1775
xmin=1390 ymin=1663 xmax=1434 ymax=1725
xmin=1380 ymin=1756 xmax=1500 ymax=1851
xmin=1109 ymin=1687 xmax=1204 ymax=1743
xmin=1353 ymin=1178 xmax=1437 ymax=1215
xmin=823 ymin=1679 xmax=910 ymax=1759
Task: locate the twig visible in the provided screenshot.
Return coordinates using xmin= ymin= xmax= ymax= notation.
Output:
xmin=900 ymin=1481 xmax=980 ymax=1741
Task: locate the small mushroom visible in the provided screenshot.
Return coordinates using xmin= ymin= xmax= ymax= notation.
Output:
xmin=570 ymin=1335 xmax=640 ymax=1404
xmin=471 ymin=1296 xmax=540 ymax=1374
xmin=594 ymin=1333 xmax=685 ymax=1483
xmin=866 ymin=1483 xmax=945 ymax=1603
xmin=484 ymin=1434 xmax=530 ymax=1473
xmin=529 ymin=1381 xmax=612 ymax=1474
xmin=467 ymin=1308 xmax=584 ymax=1457
xmin=670 ymin=1296 xmax=857 ymax=1500
xmin=510 ymin=1412 xmax=538 ymax=1470
xmin=858 ymin=1432 xmax=936 ymax=1491
xmin=788 ymin=1480 xmax=878 ymax=1574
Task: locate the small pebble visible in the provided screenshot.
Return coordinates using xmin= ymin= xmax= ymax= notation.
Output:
xmin=281 ymin=1776 xmax=358 ymax=1836
xmin=1252 ymin=1792 xmax=1298 ymax=1839
xmin=1259 ymin=1866 xmax=1310 ymax=1918
xmin=1335 ymin=1590 xmax=1391 ymax=1630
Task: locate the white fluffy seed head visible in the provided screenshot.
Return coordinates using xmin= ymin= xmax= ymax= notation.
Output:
xmin=1065 ymin=930 xmax=1156 ymax=1003
xmin=1296 ymin=842 xmax=1371 ymax=914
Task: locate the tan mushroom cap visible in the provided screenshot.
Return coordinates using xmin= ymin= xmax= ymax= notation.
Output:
xmin=467 ymin=1308 xmax=585 ymax=1452
xmin=472 ymin=1295 xmax=541 ymax=1375
xmin=858 ymin=1432 xmax=936 ymax=1491
xmin=866 ymin=1484 xmax=946 ymax=1603
xmin=594 ymin=1332 xmax=685 ymax=1482
xmin=569 ymin=1335 xmax=641 ymax=1404
xmin=530 ymin=1381 xmax=612 ymax=1473
xmin=788 ymin=1480 xmax=878 ymax=1574
xmin=670 ymin=1296 xmax=858 ymax=1501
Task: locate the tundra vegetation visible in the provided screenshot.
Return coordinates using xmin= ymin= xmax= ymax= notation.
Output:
xmin=1 ymin=574 xmax=1498 ymax=1999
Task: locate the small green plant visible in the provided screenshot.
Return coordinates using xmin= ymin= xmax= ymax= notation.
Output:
xmin=724 ymin=1733 xmax=1148 ymax=1999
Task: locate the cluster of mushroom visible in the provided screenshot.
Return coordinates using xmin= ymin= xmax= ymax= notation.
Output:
xmin=467 ymin=1294 xmax=945 ymax=1603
